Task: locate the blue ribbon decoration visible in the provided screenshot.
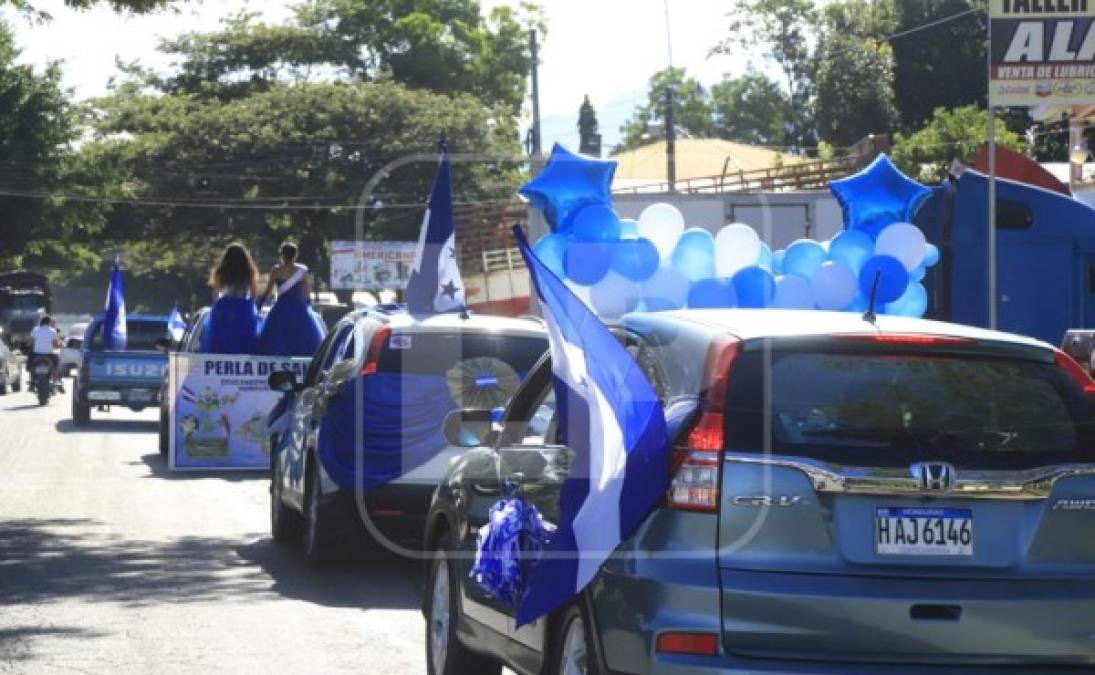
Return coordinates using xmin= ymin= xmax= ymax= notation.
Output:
xmin=471 ymin=497 xmax=553 ymax=607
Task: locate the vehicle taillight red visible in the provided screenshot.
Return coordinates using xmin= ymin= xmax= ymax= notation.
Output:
xmin=361 ymin=326 xmax=391 ymax=376
xmin=668 ymin=335 xmax=740 ymax=512
xmin=1054 ymin=348 xmax=1095 ymax=395
xmin=833 ymin=333 xmax=977 ymax=346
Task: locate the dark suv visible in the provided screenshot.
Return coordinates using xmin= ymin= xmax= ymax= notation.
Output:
xmin=424 ymin=308 xmax=1095 ymax=675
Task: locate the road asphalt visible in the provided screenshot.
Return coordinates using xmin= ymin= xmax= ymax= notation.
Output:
xmin=0 ymin=390 xmax=428 ymax=674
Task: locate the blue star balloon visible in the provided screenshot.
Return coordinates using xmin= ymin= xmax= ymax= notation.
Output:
xmin=829 ymin=154 xmax=932 ymax=239
xmin=519 ymin=143 xmax=617 ymax=233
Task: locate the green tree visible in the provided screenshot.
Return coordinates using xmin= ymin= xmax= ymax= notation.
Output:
xmin=713 ymin=0 xmax=816 ymax=148
xmin=577 ymin=95 xmax=600 ymax=156
xmin=891 ymin=105 xmax=1025 ymax=182
xmin=0 ymin=22 xmax=88 ymax=274
xmin=891 ymin=0 xmax=985 ymax=130
xmin=710 ymin=71 xmax=787 ymax=145
xmin=616 ymin=67 xmax=714 ymax=152
xmin=5 ymin=0 xmax=184 ymax=15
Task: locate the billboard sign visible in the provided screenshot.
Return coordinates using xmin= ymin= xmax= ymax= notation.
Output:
xmin=990 ymin=1 xmax=1095 ymax=106
xmin=330 ymin=241 xmax=417 ymax=290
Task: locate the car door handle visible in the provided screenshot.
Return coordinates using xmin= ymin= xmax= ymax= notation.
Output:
xmin=471 ymin=481 xmax=502 ymax=496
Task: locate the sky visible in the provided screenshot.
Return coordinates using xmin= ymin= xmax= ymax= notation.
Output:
xmin=1 ymin=0 xmax=745 ymax=152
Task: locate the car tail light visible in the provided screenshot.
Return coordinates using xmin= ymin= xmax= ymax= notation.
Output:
xmin=833 ymin=333 xmax=977 ymax=346
xmin=360 ymin=326 xmax=391 ymax=376
xmin=668 ymin=335 xmax=741 ymax=512
xmin=655 ymin=632 xmax=719 ymax=656
xmin=1055 ymin=348 xmax=1095 ymax=394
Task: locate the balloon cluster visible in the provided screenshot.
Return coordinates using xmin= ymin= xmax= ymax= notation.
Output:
xmin=532 ymin=202 xmax=939 ymax=319
xmin=520 ymin=145 xmax=939 ymax=320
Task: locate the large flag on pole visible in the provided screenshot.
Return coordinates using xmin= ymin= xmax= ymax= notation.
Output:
xmin=512 ymin=225 xmax=669 ymax=627
xmin=405 ymin=141 xmax=465 ymax=313
xmin=102 ymin=262 xmax=127 ymax=350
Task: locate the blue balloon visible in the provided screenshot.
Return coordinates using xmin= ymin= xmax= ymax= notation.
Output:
xmin=757 ymin=242 xmax=773 ymax=271
xmin=829 ymin=154 xmax=933 ymax=238
xmin=643 ymin=265 xmax=691 ymax=311
xmin=687 ymin=277 xmax=737 ymax=309
xmin=671 ymin=228 xmax=716 ymax=282
xmin=532 ymin=233 xmax=569 ymax=278
xmin=518 ymin=143 xmax=617 ymax=231
xmin=783 ymin=239 xmax=827 ymax=279
xmin=885 ymin=281 xmax=928 ymax=317
xmin=828 ymin=230 xmax=874 ymax=274
xmin=571 ymin=203 xmax=621 ymax=243
xmin=845 ymin=294 xmax=870 ymax=312
xmin=910 ymin=264 xmax=926 ymax=282
xmin=610 ymin=237 xmax=660 ymax=281
xmin=858 ymin=255 xmax=909 ymax=304
xmin=732 ymin=266 xmax=776 ymax=308
xmin=563 ymin=241 xmax=611 ymax=286
xmin=923 ymin=242 xmax=940 ymax=267
xmin=772 ymin=249 xmax=786 ymax=274
xmin=619 ymin=218 xmax=639 ymax=239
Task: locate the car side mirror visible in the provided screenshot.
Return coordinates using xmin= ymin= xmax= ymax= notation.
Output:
xmin=268 ymin=369 xmax=300 ymax=393
xmin=444 ymin=409 xmax=497 ymax=448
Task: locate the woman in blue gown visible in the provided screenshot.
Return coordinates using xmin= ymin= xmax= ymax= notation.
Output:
xmin=200 ymin=243 xmax=262 ymax=354
xmin=257 ymin=241 xmax=326 ymax=357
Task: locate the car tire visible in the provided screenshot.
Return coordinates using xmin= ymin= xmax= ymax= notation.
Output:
xmin=425 ymin=538 xmax=502 ymax=675
xmin=270 ymin=444 xmax=303 ymax=543
xmin=12 ymin=373 xmax=21 ymax=392
xmin=72 ymin=393 xmax=91 ymax=426
xmin=546 ymin=603 xmax=600 ymax=675
xmin=301 ymin=458 xmax=336 ymax=564
xmin=0 ymin=380 xmax=8 ymax=396
xmin=158 ymin=406 xmax=169 ymax=457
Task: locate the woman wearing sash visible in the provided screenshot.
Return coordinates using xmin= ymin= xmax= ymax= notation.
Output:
xmin=201 ymin=243 xmax=262 ymax=355
xmin=257 ymin=242 xmax=326 ymax=357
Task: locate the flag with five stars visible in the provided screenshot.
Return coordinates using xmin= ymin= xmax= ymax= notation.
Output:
xmin=405 ymin=143 xmax=465 ymax=314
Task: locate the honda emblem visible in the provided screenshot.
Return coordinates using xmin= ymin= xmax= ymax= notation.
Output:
xmin=911 ymin=462 xmax=956 ymax=492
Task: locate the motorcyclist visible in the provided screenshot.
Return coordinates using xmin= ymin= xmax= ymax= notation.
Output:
xmin=29 ymin=315 xmax=63 ymax=393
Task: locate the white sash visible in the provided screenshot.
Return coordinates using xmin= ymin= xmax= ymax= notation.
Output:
xmin=278 ymin=266 xmax=307 ymax=295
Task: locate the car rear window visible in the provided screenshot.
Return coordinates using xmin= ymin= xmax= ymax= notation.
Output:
xmin=378 ymin=333 xmax=546 ymax=376
xmin=725 ymin=349 xmax=1095 ymax=469
xmin=88 ymin=320 xmax=169 ymax=351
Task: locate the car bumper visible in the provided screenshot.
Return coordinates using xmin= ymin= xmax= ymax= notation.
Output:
xmin=323 ymin=483 xmax=435 ymax=549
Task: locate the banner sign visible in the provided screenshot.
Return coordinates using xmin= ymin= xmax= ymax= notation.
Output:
xmin=330 ymin=241 xmax=417 ymax=290
xmin=168 ymin=353 xmax=310 ymax=471
xmin=990 ymin=1 xmax=1095 ymax=106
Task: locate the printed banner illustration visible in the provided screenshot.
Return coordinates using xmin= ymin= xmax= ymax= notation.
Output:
xmin=990 ymin=1 xmax=1095 ymax=106
xmin=330 ymin=241 xmax=417 ymax=290
xmin=169 ymin=354 xmax=310 ymax=470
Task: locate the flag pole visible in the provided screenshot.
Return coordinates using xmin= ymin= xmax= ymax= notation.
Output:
xmin=986 ymin=17 xmax=997 ymax=330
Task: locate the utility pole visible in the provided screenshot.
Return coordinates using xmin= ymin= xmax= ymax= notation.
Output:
xmin=665 ymin=84 xmax=676 ymax=192
xmin=529 ymin=29 xmax=542 ymax=159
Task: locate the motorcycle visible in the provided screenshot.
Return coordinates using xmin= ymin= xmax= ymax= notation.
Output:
xmin=28 ymin=355 xmax=58 ymax=405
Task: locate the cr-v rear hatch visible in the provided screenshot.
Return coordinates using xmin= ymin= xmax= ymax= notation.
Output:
xmin=717 ymin=335 xmax=1095 ymax=666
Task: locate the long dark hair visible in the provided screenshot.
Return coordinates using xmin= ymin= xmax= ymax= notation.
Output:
xmin=209 ymin=242 xmax=259 ymax=297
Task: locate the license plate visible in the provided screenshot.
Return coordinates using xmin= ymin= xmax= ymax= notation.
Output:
xmin=34 ymin=366 xmax=50 ymax=374
xmin=87 ymin=390 xmax=122 ymax=402
xmin=128 ymin=390 xmax=153 ymax=403
xmin=876 ymin=507 xmax=973 ymax=556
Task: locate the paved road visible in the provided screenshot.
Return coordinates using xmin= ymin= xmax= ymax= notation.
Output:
xmin=0 ymin=390 xmax=427 ymax=674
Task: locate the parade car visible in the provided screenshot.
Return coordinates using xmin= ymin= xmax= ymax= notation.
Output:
xmin=59 ymin=321 xmax=88 ymax=378
xmin=267 ymin=307 xmax=548 ymax=563
xmin=423 ymin=308 xmax=1095 ymax=675
xmin=72 ymin=314 xmax=170 ymax=425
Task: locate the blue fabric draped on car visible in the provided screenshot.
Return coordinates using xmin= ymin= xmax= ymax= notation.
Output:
xmin=316 ymin=372 xmax=457 ymax=492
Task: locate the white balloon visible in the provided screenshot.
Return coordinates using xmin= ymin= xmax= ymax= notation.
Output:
xmin=589 ymin=270 xmax=642 ymax=319
xmin=564 ymin=279 xmax=595 ymax=310
xmin=810 ymin=260 xmax=858 ymax=310
xmin=875 ymin=222 xmax=927 ymax=271
xmin=637 ymin=203 xmax=685 ymax=261
xmin=714 ymin=223 xmax=762 ymax=277
xmin=642 ymin=265 xmax=690 ymax=311
xmin=771 ymin=274 xmax=813 ymax=309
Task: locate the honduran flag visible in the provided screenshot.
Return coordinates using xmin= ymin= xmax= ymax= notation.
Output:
xmin=512 ymin=226 xmax=669 ymax=627
xmin=167 ymin=304 xmax=186 ymax=342
xmin=102 ymin=262 xmax=126 ymax=351
xmin=404 ymin=143 xmax=465 ymax=314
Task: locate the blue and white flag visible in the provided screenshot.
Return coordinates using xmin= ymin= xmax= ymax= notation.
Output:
xmin=167 ymin=304 xmax=186 ymax=342
xmin=102 ymin=262 xmax=126 ymax=351
xmin=405 ymin=147 xmax=465 ymax=313
xmin=513 ymin=226 xmax=669 ymax=627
